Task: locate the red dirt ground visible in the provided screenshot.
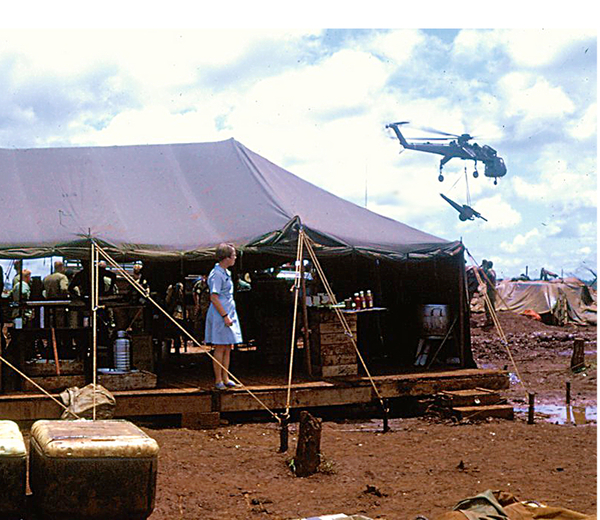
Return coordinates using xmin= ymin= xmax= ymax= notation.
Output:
xmin=144 ymin=312 xmax=597 ymax=520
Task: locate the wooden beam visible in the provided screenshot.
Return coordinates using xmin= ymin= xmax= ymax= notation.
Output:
xmin=0 ymin=369 xmax=509 ymax=422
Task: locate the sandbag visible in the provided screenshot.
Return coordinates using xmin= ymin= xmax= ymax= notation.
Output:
xmin=60 ymin=384 xmax=116 ymax=420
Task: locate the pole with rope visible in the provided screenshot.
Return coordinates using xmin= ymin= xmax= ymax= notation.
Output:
xmin=279 ymin=228 xmax=306 ymax=451
xmin=466 ymin=250 xmax=530 ymax=401
xmin=94 ymin=244 xmax=283 ymax=427
xmin=90 ymin=241 xmax=99 ymax=420
xmin=303 ymin=235 xmax=390 ymax=432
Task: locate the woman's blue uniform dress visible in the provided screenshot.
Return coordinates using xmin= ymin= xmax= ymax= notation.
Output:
xmin=204 ymin=264 xmax=243 ymax=346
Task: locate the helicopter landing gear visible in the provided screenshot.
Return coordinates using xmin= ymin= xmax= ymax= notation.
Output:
xmin=473 ymin=170 xmax=479 ymax=178
xmin=438 ymin=174 xmax=444 ymax=182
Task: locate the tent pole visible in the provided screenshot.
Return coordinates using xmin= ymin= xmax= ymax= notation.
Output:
xmin=300 ymin=255 xmax=312 ymax=377
xmin=458 ymin=250 xmax=467 ymax=368
xmin=91 ymin=241 xmax=98 ymax=420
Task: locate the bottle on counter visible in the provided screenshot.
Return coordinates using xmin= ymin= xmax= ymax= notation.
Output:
xmin=359 ymin=291 xmax=366 ymax=309
xmin=365 ymin=290 xmax=374 ymax=308
xmin=353 ymin=292 xmax=362 ymax=310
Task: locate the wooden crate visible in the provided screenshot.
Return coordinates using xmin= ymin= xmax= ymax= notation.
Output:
xmin=309 ymin=309 xmax=358 ymax=377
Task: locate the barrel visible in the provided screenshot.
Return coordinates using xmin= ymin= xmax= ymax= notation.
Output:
xmin=114 ymin=331 xmax=131 ymax=371
xmin=420 ymin=304 xmax=450 ymax=338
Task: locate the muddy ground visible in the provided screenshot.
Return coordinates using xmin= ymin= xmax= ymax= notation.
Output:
xmin=145 ymin=311 xmax=597 ymax=520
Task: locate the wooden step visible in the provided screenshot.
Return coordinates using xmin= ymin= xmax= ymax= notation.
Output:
xmin=452 ymin=404 xmax=514 ymax=421
xmin=436 ymin=387 xmax=504 ymax=407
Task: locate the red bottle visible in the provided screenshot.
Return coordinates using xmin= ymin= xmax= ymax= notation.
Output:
xmin=365 ymin=290 xmax=373 ymax=308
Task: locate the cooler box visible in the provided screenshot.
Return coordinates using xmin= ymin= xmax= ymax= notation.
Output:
xmin=30 ymin=419 xmax=159 ymax=520
xmin=0 ymin=420 xmax=26 ymax=519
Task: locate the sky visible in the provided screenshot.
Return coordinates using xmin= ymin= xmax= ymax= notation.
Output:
xmin=0 ymin=16 xmax=597 ymax=282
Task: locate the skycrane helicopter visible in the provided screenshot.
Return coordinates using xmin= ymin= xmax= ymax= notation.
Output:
xmin=386 ymin=121 xmax=507 ymax=184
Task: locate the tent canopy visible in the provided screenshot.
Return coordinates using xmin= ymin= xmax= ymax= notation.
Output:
xmin=0 ymin=138 xmax=460 ymax=262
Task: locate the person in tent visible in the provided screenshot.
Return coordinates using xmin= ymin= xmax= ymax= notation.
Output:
xmin=193 ymin=275 xmax=210 ymax=343
xmin=481 ymin=259 xmax=497 ymax=327
xmin=11 ymin=269 xmax=33 ymax=324
xmin=43 ymin=260 xmax=70 ymax=328
xmin=165 ymin=281 xmax=186 ymax=355
xmin=43 ymin=260 xmax=70 ymax=299
xmin=205 ymin=243 xmax=243 ymax=390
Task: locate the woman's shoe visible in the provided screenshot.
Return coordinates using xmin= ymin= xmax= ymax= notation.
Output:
xmin=225 ymin=380 xmax=240 ymax=388
xmin=215 ymin=382 xmax=226 ymax=390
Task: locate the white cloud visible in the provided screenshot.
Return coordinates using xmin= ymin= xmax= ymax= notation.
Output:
xmin=452 ymin=29 xmax=594 ymax=69
xmin=451 ymin=29 xmax=503 ymax=62
xmin=363 ymin=30 xmax=425 ymax=66
xmin=476 ymin=195 xmax=522 ymax=230
xmin=567 ymin=102 xmax=597 ymax=140
xmin=502 ymin=29 xmax=596 ymax=68
xmin=498 ymin=72 xmax=575 ymax=122
xmin=512 ymin=151 xmax=596 ymax=207
xmin=500 ymin=228 xmax=541 ymax=254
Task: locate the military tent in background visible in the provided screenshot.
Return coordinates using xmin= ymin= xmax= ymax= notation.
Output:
xmin=0 ymin=138 xmax=473 ymax=369
xmin=495 ymin=279 xmax=597 ymax=326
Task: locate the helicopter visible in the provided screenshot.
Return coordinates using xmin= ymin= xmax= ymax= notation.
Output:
xmin=386 ymin=121 xmax=507 ymax=184
xmin=440 ymin=193 xmax=487 ymax=222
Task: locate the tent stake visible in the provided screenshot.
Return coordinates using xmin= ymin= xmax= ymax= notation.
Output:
xmin=278 ymin=413 xmax=290 ymax=453
xmin=527 ymin=392 xmax=535 ymax=424
xmin=382 ymin=398 xmax=390 ymax=433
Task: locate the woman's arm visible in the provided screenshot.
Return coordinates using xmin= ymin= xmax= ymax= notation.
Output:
xmin=210 ymin=293 xmax=233 ymax=327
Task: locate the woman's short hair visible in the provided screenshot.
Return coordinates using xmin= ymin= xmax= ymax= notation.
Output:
xmin=215 ymin=243 xmax=236 ymax=262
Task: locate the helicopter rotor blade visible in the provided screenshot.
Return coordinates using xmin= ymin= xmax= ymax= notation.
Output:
xmin=416 ymin=126 xmax=460 ymax=138
xmin=409 ymin=137 xmax=454 ymax=141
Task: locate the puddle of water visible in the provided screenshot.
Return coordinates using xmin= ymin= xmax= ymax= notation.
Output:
xmin=557 ymin=350 xmax=597 ymax=357
xmin=515 ymin=404 xmax=597 ymax=425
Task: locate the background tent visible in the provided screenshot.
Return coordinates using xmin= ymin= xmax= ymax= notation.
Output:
xmin=496 ymin=279 xmax=597 ymax=325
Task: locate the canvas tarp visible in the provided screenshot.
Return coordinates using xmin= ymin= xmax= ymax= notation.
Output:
xmin=495 ymin=279 xmax=597 ymax=325
xmin=0 ymin=138 xmax=460 ymax=262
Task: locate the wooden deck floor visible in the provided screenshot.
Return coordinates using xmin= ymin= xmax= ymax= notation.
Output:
xmin=0 ymin=347 xmax=509 ymax=425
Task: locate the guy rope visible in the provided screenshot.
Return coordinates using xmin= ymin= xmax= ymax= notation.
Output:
xmin=93 ymin=243 xmax=282 ymax=425
xmin=466 ymin=250 xmax=529 ymax=399
xmin=282 ymin=229 xmax=390 ymax=432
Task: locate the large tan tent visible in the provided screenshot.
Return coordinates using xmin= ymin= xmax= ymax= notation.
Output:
xmin=1 ymin=138 xmax=474 ymax=369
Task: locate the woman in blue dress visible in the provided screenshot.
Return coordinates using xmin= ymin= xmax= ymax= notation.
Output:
xmin=205 ymin=243 xmax=243 ymax=389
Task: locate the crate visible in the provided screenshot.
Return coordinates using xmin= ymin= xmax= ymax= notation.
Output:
xmin=309 ymin=309 xmax=358 ymax=377
xmin=30 ymin=419 xmax=159 ymax=520
xmin=0 ymin=420 xmax=26 ymax=519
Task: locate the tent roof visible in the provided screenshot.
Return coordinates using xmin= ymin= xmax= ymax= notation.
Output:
xmin=0 ymin=138 xmax=460 ymax=261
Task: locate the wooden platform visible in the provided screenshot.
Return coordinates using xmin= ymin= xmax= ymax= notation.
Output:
xmin=0 ymin=368 xmax=508 ymax=425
